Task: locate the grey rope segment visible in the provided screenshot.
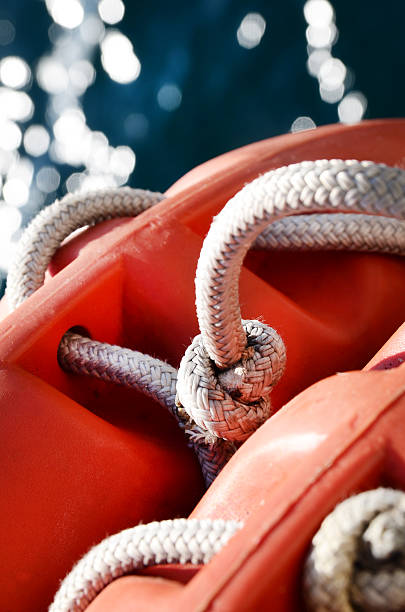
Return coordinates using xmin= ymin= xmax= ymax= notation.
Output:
xmin=304 ymin=488 xmax=405 ymax=612
xmin=255 ymin=212 xmax=405 ymax=254
xmin=49 ymin=518 xmax=242 ymax=612
xmin=58 ymin=333 xmax=235 ymax=487
xmin=58 ymin=332 xmax=179 ymax=418
xmin=196 ymin=160 xmax=405 ymax=370
xmin=6 ymin=186 xmax=164 ymax=310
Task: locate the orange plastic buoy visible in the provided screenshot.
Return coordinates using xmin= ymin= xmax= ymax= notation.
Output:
xmin=2 ymin=119 xmax=405 ymax=611
xmin=89 ymin=362 xmax=405 ymax=612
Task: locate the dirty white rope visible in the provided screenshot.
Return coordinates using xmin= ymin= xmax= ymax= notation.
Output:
xmin=58 ymin=332 xmax=235 ymax=486
xmin=49 ymin=518 xmax=242 ymax=612
xmin=304 ymin=487 xmax=405 ymax=612
xmin=176 ymin=160 xmax=405 ymax=442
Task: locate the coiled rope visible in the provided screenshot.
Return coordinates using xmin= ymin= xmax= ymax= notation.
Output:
xmin=6 ymin=160 xmax=405 ymax=611
xmin=304 ymin=488 xmax=405 ymax=612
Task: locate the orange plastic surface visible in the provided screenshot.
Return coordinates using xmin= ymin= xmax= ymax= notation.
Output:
xmin=2 ymin=119 xmax=405 ymax=611
xmin=90 ymin=363 xmax=405 ymax=611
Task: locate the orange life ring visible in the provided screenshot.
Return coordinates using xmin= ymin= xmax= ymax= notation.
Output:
xmin=2 ymin=118 xmax=405 ymax=611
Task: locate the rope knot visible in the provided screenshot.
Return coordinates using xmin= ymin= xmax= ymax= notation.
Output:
xmin=176 ymin=320 xmax=286 ymax=442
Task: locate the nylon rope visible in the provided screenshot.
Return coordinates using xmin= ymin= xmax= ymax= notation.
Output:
xmin=194 ymin=160 xmax=405 ymax=369
xmin=7 ymin=186 xmax=164 ymax=309
xmin=176 ymin=159 xmax=405 ymax=442
xmin=49 ymin=518 xmax=242 ymax=612
xmin=58 ymin=332 xmax=235 ymax=487
xmin=6 ymin=187 xmax=234 ymax=487
xmin=6 ymin=162 xmax=405 ymax=612
xmin=304 ymin=488 xmax=405 ymax=611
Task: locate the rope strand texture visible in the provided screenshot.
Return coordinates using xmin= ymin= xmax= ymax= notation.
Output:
xmin=255 ymin=213 xmax=405 ymax=254
xmin=176 ymin=160 xmax=405 ymax=442
xmin=49 ymin=518 xmax=242 ymax=612
xmin=196 ymin=160 xmax=405 ymax=369
xmin=6 ymin=186 xmax=164 ymax=310
xmin=304 ymin=488 xmax=405 ymax=611
xmin=58 ymin=332 xmax=235 ymax=486
xmin=6 ymin=187 xmax=233 ymax=486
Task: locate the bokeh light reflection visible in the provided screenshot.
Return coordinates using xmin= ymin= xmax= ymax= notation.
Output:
xmin=98 ymin=0 xmax=125 ymax=25
xmin=47 ymin=0 xmax=84 ymax=30
xmin=290 ymin=116 xmax=316 ymax=132
xmin=36 ymin=167 xmax=61 ymax=193
xmin=0 ymin=121 xmax=22 ymax=151
xmin=0 ymin=57 xmax=31 ymax=89
xmin=304 ymin=0 xmax=334 ymax=27
xmin=0 ymin=89 xmax=34 ymax=122
xmin=37 ymin=57 xmax=69 ymax=94
xmin=338 ymin=92 xmax=367 ymax=124
xmin=24 ymin=126 xmax=51 ymax=157
xmin=0 ymin=20 xmax=15 ymax=46
xmin=157 ymin=84 xmax=182 ymax=111
xmin=3 ymin=179 xmax=29 ymax=207
xmin=237 ymin=13 xmax=266 ymax=49
xmin=303 ymin=0 xmax=367 ymax=115
xmin=101 ymin=30 xmax=141 ymax=83
xmin=0 ymin=0 xmax=377 ymax=285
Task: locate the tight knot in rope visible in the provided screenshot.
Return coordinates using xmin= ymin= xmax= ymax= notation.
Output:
xmin=304 ymin=487 xmax=405 ymax=612
xmin=176 ymin=320 xmax=286 ymax=442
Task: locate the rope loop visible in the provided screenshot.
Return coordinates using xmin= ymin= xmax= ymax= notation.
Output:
xmin=176 ymin=320 xmax=286 ymax=442
xmin=177 ymin=159 xmax=405 ymax=443
xmin=194 ymin=159 xmax=405 ymax=370
xmin=6 ymin=186 xmax=164 ymax=310
xmin=49 ymin=518 xmax=242 ymax=612
xmin=304 ymin=487 xmax=405 ymax=612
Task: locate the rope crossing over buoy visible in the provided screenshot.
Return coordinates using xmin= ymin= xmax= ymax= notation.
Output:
xmin=7 ymin=159 xmax=405 ymax=611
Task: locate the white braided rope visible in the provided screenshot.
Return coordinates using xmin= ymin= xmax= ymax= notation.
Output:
xmin=176 ymin=160 xmax=405 ymax=442
xmin=7 ymin=162 xmax=405 ymax=610
xmin=304 ymin=488 xmax=405 ymax=611
xmin=196 ymin=160 xmax=405 ymax=368
xmin=58 ymin=332 xmax=179 ymax=417
xmin=49 ymin=518 xmax=242 ymax=612
xmin=6 ymin=187 xmax=233 ymax=485
xmin=6 ymin=186 xmax=164 ymax=310
xmin=7 ymin=162 xmax=405 ymax=445
xmin=58 ymin=332 xmax=235 ymax=486
xmin=255 ymin=213 xmax=405 ymax=254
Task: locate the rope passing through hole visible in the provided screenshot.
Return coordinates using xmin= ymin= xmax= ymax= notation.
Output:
xmin=176 ymin=159 xmax=405 ymax=441
xmin=6 ymin=161 xmax=405 ymax=611
xmin=7 ymin=161 xmax=405 ymax=461
xmin=7 ymin=187 xmax=236 ymax=486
